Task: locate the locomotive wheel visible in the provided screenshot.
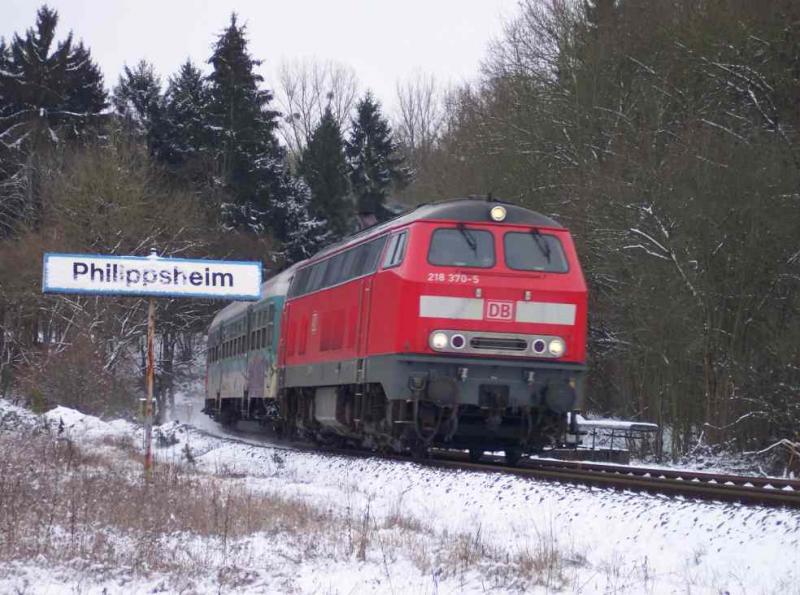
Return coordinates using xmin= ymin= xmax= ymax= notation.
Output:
xmin=219 ymin=407 xmax=239 ymax=429
xmin=504 ymin=447 xmax=523 ymax=467
xmin=410 ymin=441 xmax=430 ymax=460
xmin=468 ymin=448 xmax=484 ymax=463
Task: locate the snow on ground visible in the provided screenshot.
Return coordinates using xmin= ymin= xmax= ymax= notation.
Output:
xmin=1 ymin=398 xmax=799 ymax=594
xmin=174 ymin=429 xmax=800 ymax=594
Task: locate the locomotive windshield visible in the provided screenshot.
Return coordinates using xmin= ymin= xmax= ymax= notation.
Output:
xmin=504 ymin=231 xmax=568 ymax=272
xmin=428 ymin=227 xmax=495 ymax=268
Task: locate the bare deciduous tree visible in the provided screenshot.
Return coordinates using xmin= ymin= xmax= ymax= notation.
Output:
xmin=394 ymin=72 xmax=444 ymax=165
xmin=275 ymin=59 xmax=359 ymax=157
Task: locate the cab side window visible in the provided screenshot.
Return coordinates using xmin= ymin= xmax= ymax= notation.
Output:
xmin=382 ymin=230 xmax=408 ymax=269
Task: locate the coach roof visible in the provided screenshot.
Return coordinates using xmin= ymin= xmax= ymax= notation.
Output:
xmin=208 ymin=262 xmax=302 ymax=331
xmin=312 ymin=197 xmax=563 ymax=261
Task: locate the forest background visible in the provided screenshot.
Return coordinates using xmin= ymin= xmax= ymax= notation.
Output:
xmin=1 ymin=1 xmax=798 ymax=461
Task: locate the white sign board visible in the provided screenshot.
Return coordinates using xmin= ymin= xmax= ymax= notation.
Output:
xmin=42 ymin=253 xmax=262 ymax=300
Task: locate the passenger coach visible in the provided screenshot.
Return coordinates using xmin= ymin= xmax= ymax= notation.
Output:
xmin=205 ymin=198 xmax=588 ymax=464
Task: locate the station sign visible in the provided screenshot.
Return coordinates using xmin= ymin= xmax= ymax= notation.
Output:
xmin=42 ymin=252 xmax=262 ymax=301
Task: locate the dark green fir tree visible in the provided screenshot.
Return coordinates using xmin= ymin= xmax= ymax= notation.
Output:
xmin=206 ymin=13 xmax=281 ymax=218
xmin=112 ymin=60 xmax=167 ymax=158
xmin=0 ymin=5 xmax=106 ymax=236
xmin=298 ymin=106 xmax=353 ymax=238
xmin=162 ymin=60 xmax=211 ymax=169
xmin=206 ymin=13 xmax=326 ymax=260
xmin=345 ymin=92 xmax=409 ymax=222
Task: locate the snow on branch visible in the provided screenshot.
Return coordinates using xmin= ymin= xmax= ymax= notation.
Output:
xmin=628 ymin=227 xmax=669 ymax=254
xmin=700 ymin=119 xmax=748 ymax=143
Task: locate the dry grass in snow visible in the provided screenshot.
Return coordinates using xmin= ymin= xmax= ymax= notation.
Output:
xmin=0 ymin=429 xmax=579 ymax=593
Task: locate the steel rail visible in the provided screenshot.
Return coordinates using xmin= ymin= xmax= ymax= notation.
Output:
xmin=428 ymin=451 xmax=800 ymax=508
xmin=189 ymin=424 xmax=800 ymax=509
xmin=524 ymin=457 xmax=800 ymax=491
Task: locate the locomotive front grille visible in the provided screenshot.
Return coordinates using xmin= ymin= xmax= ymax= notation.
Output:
xmin=469 ymin=337 xmax=527 ymax=351
xmin=429 ymin=329 xmax=567 ymax=358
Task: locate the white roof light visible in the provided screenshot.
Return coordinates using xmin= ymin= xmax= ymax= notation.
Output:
xmin=490 ymin=205 xmax=507 ymax=222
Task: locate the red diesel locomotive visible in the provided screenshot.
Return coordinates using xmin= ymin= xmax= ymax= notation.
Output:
xmin=205 ymin=198 xmax=588 ymax=464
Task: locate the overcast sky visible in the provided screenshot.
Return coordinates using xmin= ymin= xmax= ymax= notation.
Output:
xmin=2 ymin=0 xmax=519 ymax=113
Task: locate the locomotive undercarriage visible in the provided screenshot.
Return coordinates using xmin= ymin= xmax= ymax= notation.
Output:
xmin=275 ymin=383 xmax=569 ymax=464
xmin=205 ymin=355 xmax=586 ymax=465
xmin=273 ymin=354 xmax=586 ymax=464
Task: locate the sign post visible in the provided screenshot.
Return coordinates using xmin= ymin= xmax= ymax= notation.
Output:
xmin=42 ymin=250 xmax=262 ymax=476
xmin=144 ymin=297 xmax=156 ymax=477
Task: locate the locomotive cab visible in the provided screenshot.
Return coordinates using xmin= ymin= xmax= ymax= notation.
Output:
xmin=363 ymin=201 xmax=588 ymax=457
xmin=206 ymin=198 xmax=589 ymax=464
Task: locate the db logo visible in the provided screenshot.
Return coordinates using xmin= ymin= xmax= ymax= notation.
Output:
xmin=485 ymin=300 xmax=515 ymax=321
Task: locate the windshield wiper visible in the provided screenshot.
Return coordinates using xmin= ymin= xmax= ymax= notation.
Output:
xmin=457 ymin=223 xmax=478 ymax=253
xmin=530 ymin=228 xmax=551 ymax=262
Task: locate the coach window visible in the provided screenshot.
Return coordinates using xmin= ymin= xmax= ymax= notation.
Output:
xmin=382 ymin=231 xmax=408 ymax=269
xmin=428 ymin=227 xmax=495 ymax=268
xmin=266 ymin=302 xmax=276 ymax=347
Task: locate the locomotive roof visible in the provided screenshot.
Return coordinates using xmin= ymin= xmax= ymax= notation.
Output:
xmin=312 ymin=197 xmax=563 ymax=261
xmin=208 ymin=198 xmax=561 ymax=329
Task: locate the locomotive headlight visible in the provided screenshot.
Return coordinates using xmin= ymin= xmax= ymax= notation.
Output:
xmin=489 ymin=205 xmax=507 ymax=222
xmin=548 ymin=338 xmax=566 ymax=357
xmin=430 ymin=331 xmax=449 ymax=350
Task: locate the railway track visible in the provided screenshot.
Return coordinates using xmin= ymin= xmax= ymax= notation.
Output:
xmin=190 ymin=423 xmax=800 ymax=509
xmin=426 ymin=451 xmax=800 ymax=509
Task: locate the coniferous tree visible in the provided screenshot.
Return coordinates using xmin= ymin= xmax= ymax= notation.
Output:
xmin=0 ymin=5 xmax=106 ymax=235
xmin=206 ymin=14 xmax=326 ymax=260
xmin=0 ymin=39 xmax=21 ymax=238
xmin=268 ymin=176 xmax=328 ymax=262
xmin=0 ymin=6 xmax=106 ymax=142
xmin=162 ymin=60 xmax=211 ymax=169
xmin=346 ymin=92 xmax=409 ymax=222
xmin=112 ymin=60 xmax=167 ymax=158
xmin=298 ymin=106 xmax=353 ymax=238
xmin=206 ymin=14 xmax=282 ymax=220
